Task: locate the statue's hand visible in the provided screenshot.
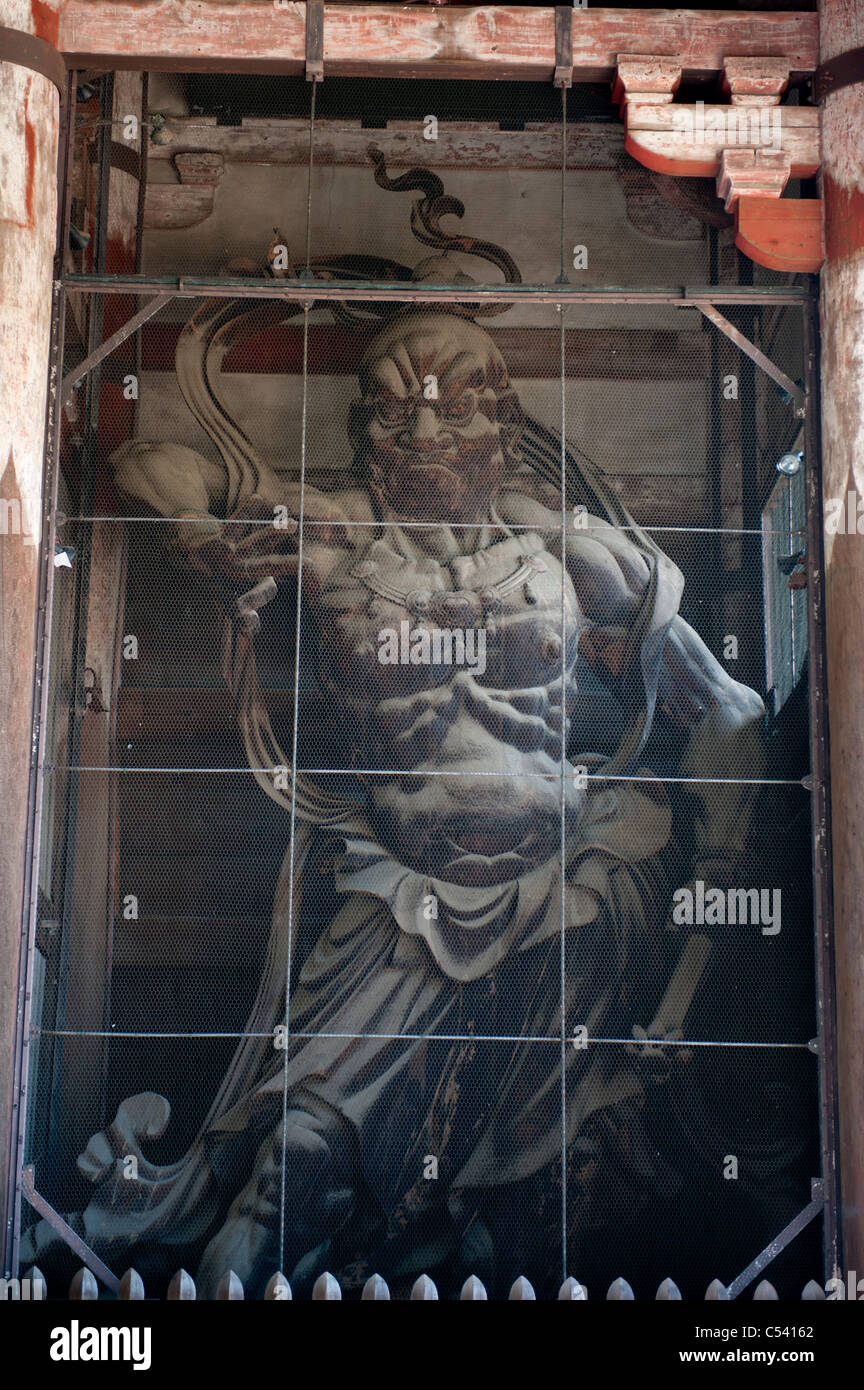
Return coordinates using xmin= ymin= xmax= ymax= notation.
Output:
xmin=183 ymin=494 xmax=300 ymax=582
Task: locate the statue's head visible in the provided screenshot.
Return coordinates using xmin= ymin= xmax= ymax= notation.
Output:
xmin=348 ymin=310 xmax=524 ymax=523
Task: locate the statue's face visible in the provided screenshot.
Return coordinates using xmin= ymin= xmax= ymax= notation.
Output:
xmin=349 ymin=313 xmax=522 ymax=523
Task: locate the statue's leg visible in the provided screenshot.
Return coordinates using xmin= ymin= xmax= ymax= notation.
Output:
xmin=196 ymin=1102 xmax=356 ymax=1298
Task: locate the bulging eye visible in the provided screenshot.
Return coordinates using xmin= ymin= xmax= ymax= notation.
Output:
xmin=439 ymin=391 xmax=477 ymax=425
xmin=375 ymin=396 xmax=412 ymax=427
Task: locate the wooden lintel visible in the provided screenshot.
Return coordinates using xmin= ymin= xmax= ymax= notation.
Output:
xmin=734 ymin=196 xmax=825 ymax=274
xmin=136 ymin=324 xmax=712 ymax=380
xmin=145 ymin=119 xmax=625 ymax=172
xmin=57 ymin=5 xmax=819 ymax=82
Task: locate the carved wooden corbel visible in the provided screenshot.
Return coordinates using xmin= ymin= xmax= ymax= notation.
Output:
xmin=143 ymin=151 xmax=225 ymax=231
xmin=615 ymin=52 xmax=824 ymax=273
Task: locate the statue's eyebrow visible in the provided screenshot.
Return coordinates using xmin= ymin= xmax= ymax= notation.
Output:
xmin=368 ymin=347 xmax=419 ymax=395
xmin=437 ymin=350 xmax=488 ymax=389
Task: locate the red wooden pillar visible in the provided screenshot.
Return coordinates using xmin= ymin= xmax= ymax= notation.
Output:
xmin=0 ymin=0 xmax=61 ymax=1270
xmin=818 ymin=0 xmax=864 ymax=1276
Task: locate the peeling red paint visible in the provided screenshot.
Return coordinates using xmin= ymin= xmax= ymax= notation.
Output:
xmin=823 ymin=174 xmax=864 ymax=263
xmin=2 ymin=79 xmax=37 ymax=231
xmin=23 ymin=81 xmax=36 ymax=231
xmin=30 ymin=0 xmax=60 ymax=48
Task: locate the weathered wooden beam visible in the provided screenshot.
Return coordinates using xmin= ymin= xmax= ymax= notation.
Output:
xmin=57 ymin=6 xmax=819 ymax=82
xmin=137 ymin=324 xmax=711 ymax=379
xmin=145 ymin=118 xmax=625 ymax=171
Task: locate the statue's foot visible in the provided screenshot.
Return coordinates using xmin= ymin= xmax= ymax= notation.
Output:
xmin=196 ymin=1107 xmax=356 ymax=1297
xmin=196 ymin=1215 xmax=280 ymax=1299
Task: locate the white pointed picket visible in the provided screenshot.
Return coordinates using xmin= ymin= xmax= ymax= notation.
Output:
xmin=118 ymin=1268 xmax=145 ymax=1301
xmin=558 ymin=1277 xmax=588 ymax=1300
xmin=753 ymin=1280 xmax=779 ymax=1300
xmin=167 ymin=1268 xmax=197 ymax=1301
xmin=607 ymin=1277 xmax=635 ymax=1301
xmin=410 ymin=1274 xmax=439 ymax=1301
xmin=69 ymin=1267 xmax=99 ymax=1300
xmin=656 ymin=1277 xmax=682 ymax=1300
xmin=508 ymin=1276 xmax=536 ymax=1300
xmin=705 ymin=1279 xmax=730 ymax=1300
xmin=460 ymin=1274 xmax=488 ymax=1301
xmin=362 ymin=1273 xmax=390 ymax=1300
xmin=801 ymin=1279 xmax=826 ymax=1300
xmin=312 ymin=1272 xmax=342 ymax=1301
xmin=217 ymin=1270 xmax=245 ymax=1301
xmin=265 ymin=1272 xmax=292 ymax=1301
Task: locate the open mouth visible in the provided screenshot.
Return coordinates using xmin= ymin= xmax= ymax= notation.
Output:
xmin=406 ymin=460 xmax=461 ymax=478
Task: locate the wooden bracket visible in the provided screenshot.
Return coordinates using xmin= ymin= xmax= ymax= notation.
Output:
xmin=614 ymin=48 xmax=821 ymax=274
xmin=144 ymin=152 xmax=224 ymax=230
xmin=721 ymin=56 xmax=790 ymax=106
xmin=612 ymin=54 xmax=681 ymax=116
xmin=306 ymin=0 xmax=324 ymax=84
xmin=734 ymin=196 xmax=825 ymax=274
xmin=716 ymin=147 xmax=791 ymax=211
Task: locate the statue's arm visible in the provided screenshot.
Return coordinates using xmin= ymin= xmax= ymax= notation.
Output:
xmin=566 ymin=518 xmax=766 ymax=877
xmin=657 ymin=615 xmax=765 ymax=880
xmin=110 ymin=439 xmax=349 ymax=582
xmin=501 ymin=492 xmax=766 ymax=875
xmin=111 ymin=439 xmax=229 ymax=545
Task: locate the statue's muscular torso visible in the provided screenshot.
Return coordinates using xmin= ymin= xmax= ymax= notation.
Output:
xmin=112 ymin=439 xmax=762 ymax=881
xmin=294 ymin=485 xmax=640 ymax=876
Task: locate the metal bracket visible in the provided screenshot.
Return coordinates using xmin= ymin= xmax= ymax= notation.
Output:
xmin=61 ymin=292 xmax=174 ymax=406
xmin=814 ymin=45 xmax=864 ymax=105
xmin=20 ymin=1165 xmax=120 ymax=1294
xmin=553 ymin=7 xmax=573 ymax=89
xmin=726 ymin=1179 xmax=824 ymax=1299
xmin=0 ymin=24 xmax=67 ymax=102
xmin=306 ymin=0 xmax=324 ymax=84
xmin=696 ymin=303 xmax=806 ymax=411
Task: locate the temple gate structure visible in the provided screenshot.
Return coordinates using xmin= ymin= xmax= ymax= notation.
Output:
xmin=1 ymin=1 xmax=862 ymax=1300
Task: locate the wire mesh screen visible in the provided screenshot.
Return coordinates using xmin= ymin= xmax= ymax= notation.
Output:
xmin=21 ymin=69 xmax=823 ymax=1300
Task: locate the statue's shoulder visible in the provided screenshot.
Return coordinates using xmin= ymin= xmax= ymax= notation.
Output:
xmin=497 ymin=488 xmax=558 ymax=527
xmin=298 ymin=482 xmax=372 ymax=525
xmin=337 ymin=487 xmax=375 ymax=522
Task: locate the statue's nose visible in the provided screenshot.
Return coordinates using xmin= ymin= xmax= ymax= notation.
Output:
xmin=399 ymin=404 xmax=441 ymax=447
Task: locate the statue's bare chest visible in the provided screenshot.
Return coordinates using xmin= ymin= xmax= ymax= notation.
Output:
xmin=312 ymin=531 xmax=581 ymax=700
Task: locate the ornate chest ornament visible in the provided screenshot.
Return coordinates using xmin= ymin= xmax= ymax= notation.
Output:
xmin=351 ymin=552 xmax=549 ymax=633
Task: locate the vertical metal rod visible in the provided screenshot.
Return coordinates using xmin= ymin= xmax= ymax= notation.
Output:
xmin=802 ymin=290 xmax=841 ymax=1282
xmin=278 ymin=279 xmax=311 ymax=1268
xmin=558 ymin=301 xmax=568 ymax=1286
xmin=707 ymin=226 xmax=723 ymax=656
xmin=279 ymin=75 xmax=318 ymax=1267
xmin=558 ymin=73 xmax=570 ymax=1280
